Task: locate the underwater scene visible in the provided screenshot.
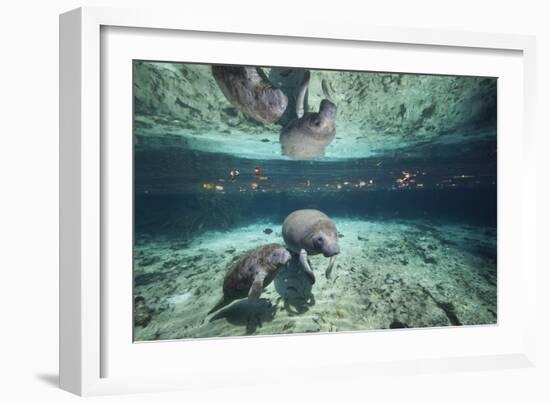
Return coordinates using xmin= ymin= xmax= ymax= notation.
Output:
xmin=133 ymin=61 xmax=497 ymax=341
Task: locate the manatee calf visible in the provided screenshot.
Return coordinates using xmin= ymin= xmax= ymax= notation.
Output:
xmin=282 ymin=209 xmax=340 ymax=283
xmin=280 ymin=99 xmax=337 ymax=160
xmin=208 ymin=244 xmax=291 ymax=315
xmin=212 ymin=65 xmax=288 ymax=124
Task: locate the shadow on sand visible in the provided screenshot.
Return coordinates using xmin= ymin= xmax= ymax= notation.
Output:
xmin=209 ymin=298 xmax=277 ymax=335
xmin=274 ymin=258 xmax=315 ymax=315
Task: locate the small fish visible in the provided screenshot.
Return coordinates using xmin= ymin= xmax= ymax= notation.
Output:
xmin=263 ymin=228 xmax=273 ymax=235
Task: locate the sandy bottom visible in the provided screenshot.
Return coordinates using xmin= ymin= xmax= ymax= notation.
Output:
xmin=133 ymin=217 xmax=497 ymax=341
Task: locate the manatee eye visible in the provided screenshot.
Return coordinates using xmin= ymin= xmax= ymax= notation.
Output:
xmin=316 ymin=236 xmax=324 ymax=244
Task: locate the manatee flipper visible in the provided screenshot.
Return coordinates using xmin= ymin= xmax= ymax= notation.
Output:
xmin=248 ymin=269 xmax=267 ymax=302
xmin=245 ymin=269 xmax=268 ymax=333
xmin=325 ymin=255 xmax=337 ymax=279
xmin=295 ymin=71 xmax=311 ymax=118
xmin=299 ymin=249 xmax=316 ymax=284
xmin=208 ymin=295 xmax=233 ymax=315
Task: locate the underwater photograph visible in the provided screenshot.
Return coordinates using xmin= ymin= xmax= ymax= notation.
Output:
xmin=133 ymin=61 xmax=497 ymax=341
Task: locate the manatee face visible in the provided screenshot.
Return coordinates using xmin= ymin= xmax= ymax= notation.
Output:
xmin=268 ymin=247 xmax=292 ymax=266
xmin=318 ymin=99 xmax=337 ymax=123
xmin=311 ymin=230 xmax=340 ymax=258
xmin=280 ymin=99 xmax=337 ymax=160
xmin=282 ymin=209 xmax=341 ymax=257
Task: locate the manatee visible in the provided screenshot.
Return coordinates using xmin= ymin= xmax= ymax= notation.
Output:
xmin=208 ymin=244 xmax=291 ymax=315
xmin=212 ymin=65 xmax=288 ymax=124
xmin=280 ymin=99 xmax=337 ymax=160
xmin=282 ymin=209 xmax=340 ymax=283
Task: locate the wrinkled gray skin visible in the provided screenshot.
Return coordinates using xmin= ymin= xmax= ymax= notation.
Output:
xmin=212 ymin=65 xmax=288 ymax=124
xmin=208 ymin=244 xmax=291 ymax=315
xmin=282 ymin=209 xmax=340 ymax=283
xmin=280 ymin=99 xmax=337 ymax=160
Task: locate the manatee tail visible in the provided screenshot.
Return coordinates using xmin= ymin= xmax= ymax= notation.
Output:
xmin=208 ymin=295 xmax=232 ymax=315
xmin=325 ymin=255 xmax=337 ymax=279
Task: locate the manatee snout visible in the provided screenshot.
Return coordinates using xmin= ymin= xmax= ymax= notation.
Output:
xmin=319 ymin=99 xmax=337 ymax=122
xmin=311 ymin=231 xmax=340 ymax=257
xmin=270 ymin=247 xmax=292 ymax=265
xmin=314 ymin=233 xmax=340 ymax=257
xmin=322 ymin=242 xmax=340 ymax=258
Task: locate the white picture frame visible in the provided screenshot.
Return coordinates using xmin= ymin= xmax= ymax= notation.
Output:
xmin=59 ymin=6 xmax=537 ymax=396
